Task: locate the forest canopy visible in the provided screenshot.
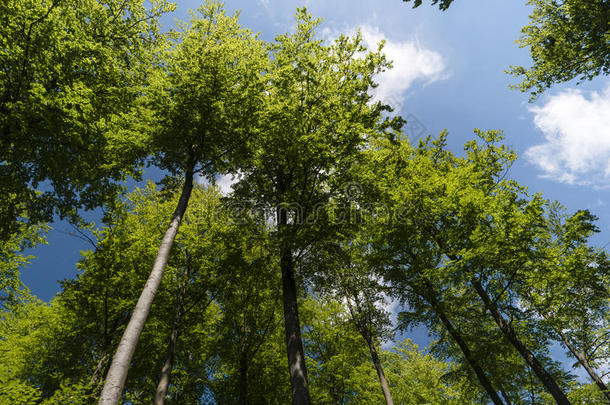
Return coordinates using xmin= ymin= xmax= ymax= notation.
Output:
xmin=1 ymin=1 xmax=609 ymax=405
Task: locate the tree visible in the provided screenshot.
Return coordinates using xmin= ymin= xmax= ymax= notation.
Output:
xmin=300 ymin=297 xmax=379 ymax=404
xmin=306 ymin=240 xmax=396 ymax=404
xmin=232 ymin=9 xmax=398 ymax=403
xmin=99 ymin=2 xmax=266 ymax=403
xmin=356 ymin=130 xmax=575 ymax=403
xmin=207 ymin=220 xmax=284 ymax=405
xmin=519 ymin=207 xmax=610 ymax=402
xmin=509 ymin=0 xmax=610 ymax=99
xmin=0 ymin=0 xmax=173 ymax=239
xmin=0 ymin=183 xmax=261 ymax=403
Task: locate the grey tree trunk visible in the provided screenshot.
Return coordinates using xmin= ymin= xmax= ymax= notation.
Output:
xmin=363 ymin=333 xmax=394 ymax=405
xmin=98 ymin=165 xmax=195 ymax=405
xmin=420 ymin=281 xmax=505 ymax=405
xmin=471 ymin=279 xmax=571 ymax=405
xmin=345 ymin=294 xmax=394 ymax=405
xmin=278 ymin=209 xmax=311 ymax=405
xmin=154 ymin=257 xmax=190 ymax=405
xmin=553 ymin=326 xmax=610 ymax=402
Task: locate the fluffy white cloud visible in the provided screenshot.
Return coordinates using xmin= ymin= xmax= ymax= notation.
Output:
xmin=322 ymin=25 xmax=445 ymax=112
xmin=215 ymin=173 xmax=239 ymax=195
xmin=358 ymin=25 xmax=445 ymax=111
xmin=526 ymin=84 xmax=610 ymax=187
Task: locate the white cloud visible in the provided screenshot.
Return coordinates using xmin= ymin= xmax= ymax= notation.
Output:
xmin=526 ymin=83 xmax=610 ymax=187
xmin=197 ymin=173 xmax=239 ymax=195
xmin=358 ymin=25 xmax=446 ymax=111
xmin=215 ymin=174 xmax=238 ymax=195
xmin=322 ymin=25 xmax=445 ymax=112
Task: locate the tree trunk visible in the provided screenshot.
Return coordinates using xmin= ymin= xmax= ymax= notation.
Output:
xmin=98 ymin=164 xmax=195 ymax=405
xmin=553 ymin=326 xmax=610 ymax=402
xmin=346 ymin=293 xmax=394 ymax=405
xmin=363 ymin=332 xmax=394 ymax=405
xmin=154 ymin=257 xmax=190 ymax=405
xmin=90 ymin=352 xmax=110 ymax=389
xmin=278 ymin=209 xmax=311 ymax=405
xmin=500 ymin=388 xmax=513 ymax=405
xmin=471 ymin=279 xmax=571 ymax=405
xmin=87 ymin=351 xmax=112 ymax=399
xmin=420 ymin=282 xmax=505 ymax=405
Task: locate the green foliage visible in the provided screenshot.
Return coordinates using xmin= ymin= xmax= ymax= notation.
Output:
xmin=2 ymin=4 xmax=610 ymax=402
xmin=353 ymin=129 xmax=595 ymax=401
xmin=0 ymin=0 xmax=174 ymax=236
xmin=147 ymin=1 xmax=267 ymax=177
xmin=233 ymin=7 xmax=399 ymax=229
xmin=0 ymin=221 xmax=48 ymax=304
xmin=382 ymin=340 xmax=477 ymax=404
xmin=509 ymin=0 xmax=610 ymax=99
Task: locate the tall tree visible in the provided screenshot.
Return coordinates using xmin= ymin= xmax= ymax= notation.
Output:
xmin=519 ymin=207 xmax=610 ymax=402
xmin=232 ymin=8 xmax=398 ymax=404
xmin=99 ymin=3 xmax=266 ymax=403
xmin=307 ymin=241 xmax=396 ymax=404
xmin=0 ymin=184 xmax=231 ymax=403
xmin=356 ymin=130 xmax=574 ymax=403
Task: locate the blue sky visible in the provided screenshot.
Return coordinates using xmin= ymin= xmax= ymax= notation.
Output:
xmin=23 ymin=0 xmax=610 ymax=358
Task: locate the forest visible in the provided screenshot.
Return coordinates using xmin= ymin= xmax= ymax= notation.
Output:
xmin=1 ymin=0 xmax=610 ymax=404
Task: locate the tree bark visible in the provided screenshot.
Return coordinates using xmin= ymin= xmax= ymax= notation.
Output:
xmin=346 ymin=293 xmax=394 ymax=405
xmin=471 ymin=279 xmax=571 ymax=405
xmin=87 ymin=351 xmax=112 ymax=399
xmin=553 ymin=326 xmax=610 ymax=403
xmin=363 ymin=332 xmax=394 ymax=405
xmin=419 ymin=281 xmax=505 ymax=405
xmin=90 ymin=352 xmax=110 ymax=389
xmin=432 ymin=302 xmax=505 ymax=404
xmin=98 ymin=164 xmax=195 ymax=405
xmin=154 ymin=256 xmax=190 ymax=405
xmin=278 ymin=209 xmax=311 ymax=405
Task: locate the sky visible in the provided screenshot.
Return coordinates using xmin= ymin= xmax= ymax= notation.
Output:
xmin=22 ymin=0 xmax=610 ymax=362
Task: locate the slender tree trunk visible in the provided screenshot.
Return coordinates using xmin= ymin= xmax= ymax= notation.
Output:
xmin=87 ymin=351 xmax=112 ymax=399
xmin=500 ymin=388 xmax=513 ymax=405
xmin=346 ymin=292 xmax=394 ymax=405
xmin=239 ymin=350 xmax=249 ymax=405
xmin=471 ymin=279 xmax=571 ymax=405
xmin=154 ymin=258 xmax=190 ymax=405
xmin=420 ymin=282 xmax=505 ymax=405
xmin=435 ymin=305 xmax=505 ymax=404
xmin=553 ymin=326 xmax=610 ymax=402
xmin=278 ymin=209 xmax=311 ymax=405
xmin=362 ymin=332 xmax=394 ymax=405
xmin=90 ymin=352 xmax=110 ymax=388
xmin=98 ymin=164 xmax=195 ymax=405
